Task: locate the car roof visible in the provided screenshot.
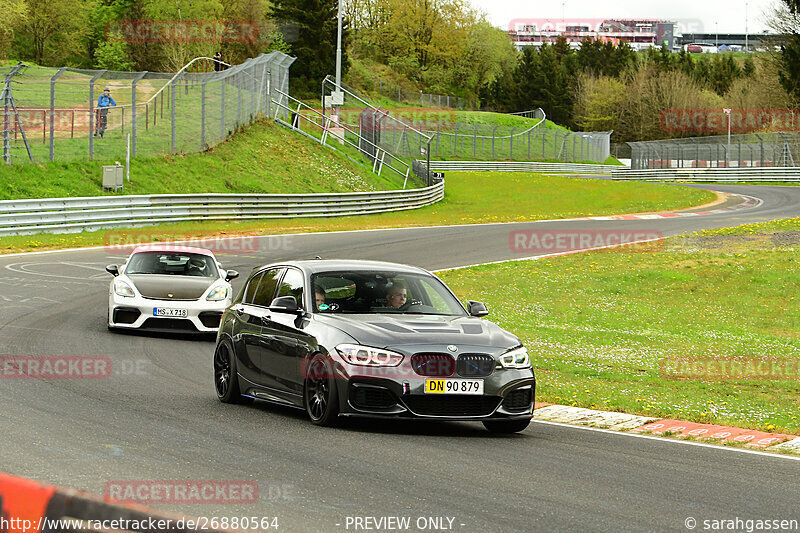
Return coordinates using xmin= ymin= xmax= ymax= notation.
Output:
xmin=131 ymin=245 xmax=216 ymax=257
xmin=256 ymin=259 xmax=430 ymax=276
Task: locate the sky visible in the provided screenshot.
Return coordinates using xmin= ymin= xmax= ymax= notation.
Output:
xmin=471 ymin=0 xmax=778 ymax=34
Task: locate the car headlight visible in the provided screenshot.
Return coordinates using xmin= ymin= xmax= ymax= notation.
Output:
xmin=336 ymin=344 xmax=404 ymax=367
xmin=113 ymin=279 xmax=135 ymax=298
xmin=206 ymin=285 xmax=229 ymax=301
xmin=499 ymin=346 xmax=530 ymax=369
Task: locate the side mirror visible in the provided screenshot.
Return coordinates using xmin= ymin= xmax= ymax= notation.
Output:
xmin=106 ymin=265 xmax=119 ymax=276
xmin=225 ymin=269 xmax=239 ymax=281
xmin=270 ymin=295 xmax=300 ymax=314
xmin=467 ymin=300 xmax=489 ymax=317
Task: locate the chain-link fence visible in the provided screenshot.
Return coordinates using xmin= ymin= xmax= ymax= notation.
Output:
xmin=373 ymin=79 xmax=478 ymax=110
xmin=1 ymin=52 xmax=294 ymax=165
xmin=317 ymin=82 xmax=611 ymax=164
xmin=629 ymin=132 xmax=800 ymax=170
xmin=415 ymin=124 xmax=610 ymax=163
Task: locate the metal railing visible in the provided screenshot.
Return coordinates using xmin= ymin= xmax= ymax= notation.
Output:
xmin=0 ymin=183 xmax=445 ymax=236
xmin=270 ymin=89 xmax=412 ymax=185
xmin=612 ymin=167 xmax=800 ymax=182
xmin=1 ymin=52 xmax=295 ymax=164
xmin=425 ymin=160 xmax=625 ymax=174
xmin=321 ymin=77 xmax=435 ymax=185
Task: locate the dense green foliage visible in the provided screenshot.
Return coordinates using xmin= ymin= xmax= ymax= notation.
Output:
xmin=269 ymin=0 xmax=349 ymax=95
xmin=1 ymin=0 xmax=293 ymax=71
xmin=483 ymin=40 xmax=759 ymax=131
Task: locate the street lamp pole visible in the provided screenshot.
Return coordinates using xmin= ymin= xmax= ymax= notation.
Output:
xmin=335 ymin=0 xmax=343 ymax=90
xmin=745 ymin=1 xmax=749 ymax=51
xmin=724 ymin=108 xmax=732 ymax=167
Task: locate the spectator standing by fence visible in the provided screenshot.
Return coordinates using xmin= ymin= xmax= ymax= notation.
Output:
xmin=95 ymin=88 xmax=116 ymax=138
xmin=214 ymin=52 xmax=224 ymax=72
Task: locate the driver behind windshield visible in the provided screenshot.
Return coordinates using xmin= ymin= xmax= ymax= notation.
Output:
xmin=385 ymin=283 xmax=407 ymax=308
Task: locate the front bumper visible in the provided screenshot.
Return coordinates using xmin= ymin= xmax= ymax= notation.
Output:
xmin=108 ymin=294 xmax=230 ymax=333
xmin=330 ymin=355 xmax=535 ymax=420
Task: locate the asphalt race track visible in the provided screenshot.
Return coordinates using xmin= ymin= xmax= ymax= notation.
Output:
xmin=1 ymin=183 xmax=800 ymax=531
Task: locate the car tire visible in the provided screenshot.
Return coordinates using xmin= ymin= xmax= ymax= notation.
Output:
xmin=303 ymin=354 xmax=340 ymax=426
xmin=214 ymin=340 xmax=243 ymax=404
xmin=482 ymin=419 xmax=531 ymax=434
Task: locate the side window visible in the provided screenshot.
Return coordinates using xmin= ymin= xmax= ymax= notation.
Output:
xmin=253 ymin=268 xmax=284 ymax=307
xmin=419 ymin=278 xmax=456 ymax=314
xmin=275 ymin=268 xmax=305 ymax=308
xmin=243 ymin=271 xmax=264 ymax=304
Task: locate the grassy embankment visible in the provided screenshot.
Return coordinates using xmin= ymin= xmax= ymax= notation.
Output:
xmin=0 ymin=119 xmax=407 ymax=199
xmin=439 ymin=218 xmax=800 ymax=435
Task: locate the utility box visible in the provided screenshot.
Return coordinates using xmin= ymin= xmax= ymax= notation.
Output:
xmin=102 ymin=162 xmax=123 ymax=191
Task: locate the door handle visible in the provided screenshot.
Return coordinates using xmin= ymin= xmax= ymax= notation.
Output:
xmin=260 ymin=315 xmax=271 ymax=325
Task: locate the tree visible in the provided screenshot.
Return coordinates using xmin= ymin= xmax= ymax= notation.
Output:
xmin=17 ymin=0 xmax=92 ymax=65
xmin=0 ymin=0 xmax=27 ymax=60
xmin=450 ymin=21 xmax=517 ymax=100
xmin=771 ymin=0 xmax=800 ymax=102
xmin=573 ymin=74 xmax=627 ymax=132
xmin=270 ymin=0 xmax=349 ymax=95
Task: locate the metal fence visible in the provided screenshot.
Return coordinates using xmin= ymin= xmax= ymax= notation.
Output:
xmin=320 ymin=77 xmax=436 ymax=185
xmin=0 ymin=182 xmax=445 ymax=235
xmin=373 ymin=79 xmax=478 ymax=110
xmin=418 ymin=125 xmax=610 ymax=163
xmin=1 ymin=52 xmax=295 ymax=165
xmin=629 ymin=132 xmax=800 ymax=170
xmin=270 ymin=88 xmax=413 ymax=186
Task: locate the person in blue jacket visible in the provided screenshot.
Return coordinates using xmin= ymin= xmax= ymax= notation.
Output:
xmin=95 ymin=87 xmax=116 ymax=138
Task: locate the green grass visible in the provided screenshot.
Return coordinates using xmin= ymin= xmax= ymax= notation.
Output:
xmin=0 ymin=119 xmax=410 ymax=199
xmin=0 ymin=172 xmax=714 ymax=253
xmin=437 ymin=217 xmax=800 ymax=435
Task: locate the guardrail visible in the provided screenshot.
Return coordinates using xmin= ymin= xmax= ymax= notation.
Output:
xmin=424 ymin=160 xmax=625 ymax=174
xmin=0 ymin=182 xmax=445 ymax=236
xmin=612 ymin=168 xmax=800 ymax=182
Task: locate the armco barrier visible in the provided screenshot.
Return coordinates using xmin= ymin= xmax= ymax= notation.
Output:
xmin=423 ymin=160 xmax=624 ymax=174
xmin=612 ymin=168 xmax=800 ymax=182
xmin=0 ymin=182 xmax=445 ymax=236
xmin=0 ymin=472 xmax=231 ymax=533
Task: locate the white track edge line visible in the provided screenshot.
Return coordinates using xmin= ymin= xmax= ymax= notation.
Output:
xmin=533 ymin=420 xmax=800 ymax=461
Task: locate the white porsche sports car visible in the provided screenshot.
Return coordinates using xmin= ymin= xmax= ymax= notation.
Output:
xmin=106 ymin=245 xmax=238 ymax=333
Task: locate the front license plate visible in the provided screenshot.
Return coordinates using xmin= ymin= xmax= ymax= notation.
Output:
xmin=424 ymin=379 xmax=484 ymax=395
xmin=153 ymin=307 xmax=188 ymax=318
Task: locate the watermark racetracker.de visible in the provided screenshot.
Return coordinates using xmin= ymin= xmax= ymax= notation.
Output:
xmin=660 ymin=357 xmax=800 ymax=381
xmin=661 ymin=108 xmax=800 ymax=134
xmin=103 ymin=230 xmax=294 ymax=255
xmin=0 ymin=356 xmax=150 ymax=379
xmin=103 ymin=480 xmax=293 ymax=504
xmin=508 ymin=229 xmax=663 ymax=254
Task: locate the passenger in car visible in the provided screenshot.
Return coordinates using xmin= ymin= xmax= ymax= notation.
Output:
xmin=385 ymin=283 xmax=407 ymax=308
xmin=315 ymin=288 xmax=327 ymax=309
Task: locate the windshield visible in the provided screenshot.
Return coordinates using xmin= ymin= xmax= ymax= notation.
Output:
xmin=124 ymin=252 xmax=219 ymax=278
xmin=311 ymin=270 xmax=467 ymax=316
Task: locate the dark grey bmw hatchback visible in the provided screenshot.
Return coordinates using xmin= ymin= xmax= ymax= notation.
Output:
xmin=213 ymin=260 xmax=535 ymax=433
